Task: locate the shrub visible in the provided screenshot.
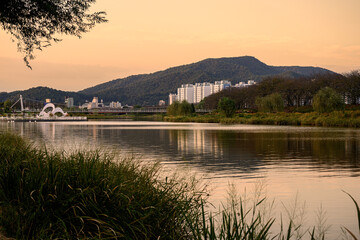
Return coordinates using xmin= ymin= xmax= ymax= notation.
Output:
xmin=313 ymin=87 xmax=345 ymax=113
xmin=256 ymin=93 xmax=284 ymax=113
xmin=218 ymin=97 xmax=236 ymax=117
xmin=167 ymin=101 xmax=195 ymax=116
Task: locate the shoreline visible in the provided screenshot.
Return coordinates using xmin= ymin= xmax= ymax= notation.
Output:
xmin=164 ymin=111 xmax=360 ymax=128
xmin=7 ymin=110 xmax=360 ymax=128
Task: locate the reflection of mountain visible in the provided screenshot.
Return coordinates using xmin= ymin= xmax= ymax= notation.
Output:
xmin=1 ymin=122 xmax=359 ymax=177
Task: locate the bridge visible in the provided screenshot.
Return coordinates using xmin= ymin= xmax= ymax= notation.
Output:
xmin=8 ymin=96 xmax=212 ymax=114
xmin=68 ymin=108 xmax=212 ymax=114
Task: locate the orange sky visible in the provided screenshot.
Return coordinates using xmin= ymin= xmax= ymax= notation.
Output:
xmin=1 ymin=0 xmax=360 ymax=92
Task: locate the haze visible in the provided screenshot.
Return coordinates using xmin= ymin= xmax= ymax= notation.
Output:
xmin=1 ymin=0 xmax=359 ymax=92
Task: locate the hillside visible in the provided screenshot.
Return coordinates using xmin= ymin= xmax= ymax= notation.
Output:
xmin=1 ymin=56 xmax=335 ymax=106
xmin=80 ymin=56 xmax=334 ymax=105
xmin=0 ymin=87 xmax=88 ymax=106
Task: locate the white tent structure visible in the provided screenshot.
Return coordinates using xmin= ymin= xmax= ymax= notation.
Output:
xmin=37 ymin=103 xmax=68 ymax=118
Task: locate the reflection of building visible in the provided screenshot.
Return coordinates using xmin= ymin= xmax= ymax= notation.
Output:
xmin=169 ymin=129 xmax=222 ymax=157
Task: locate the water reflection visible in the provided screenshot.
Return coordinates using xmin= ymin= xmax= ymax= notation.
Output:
xmin=2 ymin=121 xmax=359 ymax=178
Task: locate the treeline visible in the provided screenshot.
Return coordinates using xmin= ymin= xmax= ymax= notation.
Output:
xmin=201 ymin=71 xmax=360 ymax=110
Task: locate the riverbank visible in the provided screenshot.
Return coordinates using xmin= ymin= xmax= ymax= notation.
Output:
xmin=69 ymin=113 xmax=165 ymax=121
xmin=164 ymin=111 xmax=360 ymax=128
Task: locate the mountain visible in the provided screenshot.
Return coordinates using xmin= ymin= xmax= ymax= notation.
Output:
xmin=0 ymin=87 xmax=88 ymax=106
xmin=1 ymin=56 xmax=335 ymax=106
xmin=80 ymin=56 xmax=334 ymax=105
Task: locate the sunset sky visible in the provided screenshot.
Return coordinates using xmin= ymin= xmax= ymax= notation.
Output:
xmin=1 ymin=0 xmax=360 ymax=92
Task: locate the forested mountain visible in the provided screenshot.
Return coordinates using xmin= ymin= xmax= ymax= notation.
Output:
xmin=80 ymin=56 xmax=334 ymax=105
xmin=1 ymin=56 xmax=335 ymax=106
xmin=0 ymin=87 xmax=88 ymax=106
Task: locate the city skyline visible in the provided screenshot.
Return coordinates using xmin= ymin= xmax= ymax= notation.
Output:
xmin=1 ymin=0 xmax=360 ymax=92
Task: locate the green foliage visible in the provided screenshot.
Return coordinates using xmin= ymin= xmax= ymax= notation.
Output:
xmin=167 ymin=101 xmax=195 ymax=116
xmin=218 ymin=97 xmax=236 ymax=117
xmin=0 ymin=100 xmax=12 ymax=113
xmin=0 ymin=133 xmax=204 ymax=239
xmin=0 ymin=0 xmax=107 ymax=68
xmin=256 ymin=93 xmax=284 ymax=113
xmin=313 ymin=87 xmax=345 ymax=113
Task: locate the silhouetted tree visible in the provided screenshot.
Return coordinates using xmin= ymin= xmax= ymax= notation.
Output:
xmin=344 ymin=71 xmax=360 ymax=104
xmin=0 ymin=0 xmax=107 ymax=68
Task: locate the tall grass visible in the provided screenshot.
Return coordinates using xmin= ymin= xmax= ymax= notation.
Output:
xmin=0 ymin=132 xmax=205 ymax=239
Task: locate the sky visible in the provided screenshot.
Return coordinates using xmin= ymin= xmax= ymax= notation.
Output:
xmin=1 ymin=0 xmax=360 ymax=92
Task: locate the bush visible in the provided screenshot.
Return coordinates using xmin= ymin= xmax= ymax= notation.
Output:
xmin=0 ymin=133 xmax=204 ymax=239
xmin=218 ymin=97 xmax=236 ymax=117
xmin=167 ymin=100 xmax=195 ymax=116
xmin=313 ymin=87 xmax=345 ymax=113
xmin=256 ymin=93 xmax=284 ymax=113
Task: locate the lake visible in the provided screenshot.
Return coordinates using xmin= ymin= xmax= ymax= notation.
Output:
xmin=1 ymin=120 xmax=359 ymax=239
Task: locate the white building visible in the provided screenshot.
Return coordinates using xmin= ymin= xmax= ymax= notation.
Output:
xmin=234 ymin=80 xmax=257 ymax=88
xmin=88 ymin=97 xmax=99 ymax=109
xmin=169 ymin=93 xmax=178 ymax=105
xmin=177 ymin=84 xmax=195 ymax=103
xmin=65 ymin=97 xmax=74 ymax=108
xmin=194 ymin=82 xmax=212 ymax=103
xmin=110 ymin=101 xmax=122 ymax=108
xmin=171 ymin=79 xmax=257 ymax=105
xmin=212 ymin=80 xmax=231 ymax=94
xmin=173 ymin=80 xmax=233 ymax=104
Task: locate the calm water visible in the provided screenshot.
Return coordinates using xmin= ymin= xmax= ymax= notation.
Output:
xmin=1 ymin=120 xmax=360 ymax=238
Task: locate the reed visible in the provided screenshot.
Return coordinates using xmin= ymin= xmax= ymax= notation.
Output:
xmin=0 ymin=132 xmax=204 ymax=239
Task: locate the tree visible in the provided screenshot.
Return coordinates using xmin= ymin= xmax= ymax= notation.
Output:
xmin=3 ymin=100 xmax=12 ymax=113
xmin=312 ymin=87 xmax=344 ymax=113
xmin=0 ymin=0 xmax=107 ymax=68
xmin=344 ymin=71 xmax=360 ymax=105
xmin=256 ymin=93 xmax=284 ymax=113
xmin=167 ymin=101 xmax=195 ymax=116
xmin=218 ymin=97 xmax=236 ymax=117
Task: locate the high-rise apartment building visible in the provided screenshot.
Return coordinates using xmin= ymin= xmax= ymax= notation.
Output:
xmin=169 ymin=80 xmax=254 ymax=105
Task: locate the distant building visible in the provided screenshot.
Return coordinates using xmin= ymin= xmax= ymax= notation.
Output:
xmin=174 ymin=80 xmax=232 ymax=104
xmin=45 ymin=99 xmax=51 ymax=103
xmin=234 ymin=80 xmax=257 ymax=88
xmin=212 ymin=80 xmax=231 ymax=94
xmin=65 ymin=97 xmax=74 ymax=108
xmin=177 ymin=84 xmax=195 ymax=103
xmin=169 ymin=93 xmax=177 ymax=105
xmin=159 ymin=100 xmax=166 ymax=106
xmin=98 ymin=99 xmax=104 ymax=108
xmin=194 ymin=82 xmax=212 ymax=103
xmin=110 ymin=101 xmax=122 ymax=108
xmin=87 ymin=97 xmax=99 ymax=109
